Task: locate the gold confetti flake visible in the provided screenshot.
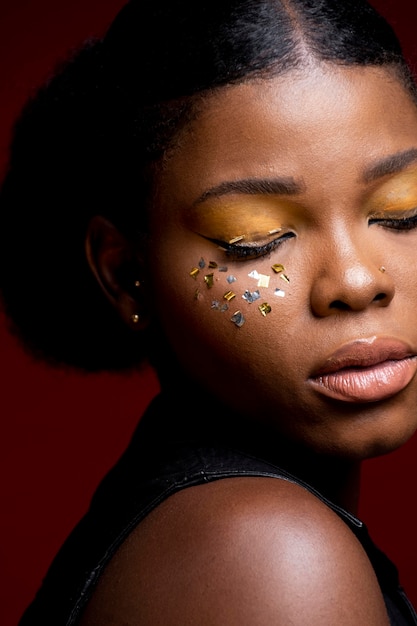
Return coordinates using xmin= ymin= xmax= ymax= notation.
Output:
xmin=224 ymin=290 xmax=236 ymax=301
xmin=280 ymin=273 xmax=290 ymax=283
xmin=190 ymin=267 xmax=200 ymax=279
xmin=204 ymin=273 xmax=214 ymax=288
xmin=229 ymin=235 xmax=245 ymax=244
xmin=268 ymin=228 xmax=282 ymax=235
xmin=258 ymin=302 xmax=272 ymax=316
xmin=271 ymin=263 xmax=285 ymax=274
xmin=209 ymin=261 xmax=218 ymax=269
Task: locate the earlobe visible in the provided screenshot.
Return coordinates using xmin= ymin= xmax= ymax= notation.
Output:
xmin=85 ymin=215 xmax=149 ymax=330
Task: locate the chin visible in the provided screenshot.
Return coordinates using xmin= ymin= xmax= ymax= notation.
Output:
xmin=349 ymin=420 xmax=417 ymax=461
xmin=320 ymin=393 xmax=417 ymax=460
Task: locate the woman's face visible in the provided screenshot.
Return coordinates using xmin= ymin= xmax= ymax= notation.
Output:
xmin=147 ymin=64 xmax=417 ymax=459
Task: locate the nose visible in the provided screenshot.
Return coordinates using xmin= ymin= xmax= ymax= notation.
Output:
xmin=309 ymin=235 xmax=395 ymax=317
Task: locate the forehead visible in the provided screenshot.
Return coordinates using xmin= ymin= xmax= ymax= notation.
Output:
xmin=195 ymin=63 xmax=415 ymax=141
xmin=157 ymin=64 xmax=417 ymax=205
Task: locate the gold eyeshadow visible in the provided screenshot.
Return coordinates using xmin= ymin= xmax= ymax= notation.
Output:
xmin=370 ymin=207 xmax=417 ymax=219
xmin=369 ymin=199 xmax=417 ymax=215
xmin=367 ymin=168 xmax=417 ymax=213
xmin=184 ymin=195 xmax=300 ymax=243
xmin=186 ymin=170 xmax=417 ymax=252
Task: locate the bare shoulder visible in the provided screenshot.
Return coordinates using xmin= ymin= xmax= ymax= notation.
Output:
xmin=79 ymin=477 xmax=390 ymax=625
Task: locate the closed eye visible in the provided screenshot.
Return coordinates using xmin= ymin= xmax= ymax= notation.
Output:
xmin=200 ymin=231 xmax=295 ymax=261
xmin=368 ymin=211 xmax=417 ymax=231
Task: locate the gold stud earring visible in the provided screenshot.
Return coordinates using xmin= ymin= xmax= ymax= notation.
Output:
xmin=131 ymin=313 xmax=140 ymax=324
xmin=134 ymin=280 xmax=141 ymax=288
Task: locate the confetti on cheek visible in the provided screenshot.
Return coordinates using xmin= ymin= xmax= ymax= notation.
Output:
xmin=242 ymin=289 xmax=261 ymax=303
xmin=224 ymin=290 xmax=236 ymax=302
xmin=248 ymin=269 xmax=270 ymax=288
xmin=257 ymin=273 xmax=270 ymax=288
xmin=271 ymin=263 xmax=290 ymax=283
xmin=231 ymin=310 xmax=245 ymax=327
xmin=204 ymin=273 xmax=214 ymax=288
xmin=190 ymin=253 xmax=289 ymax=329
xmin=258 ymin=302 xmax=272 ymax=316
xmin=211 ymin=300 xmax=229 ymax=311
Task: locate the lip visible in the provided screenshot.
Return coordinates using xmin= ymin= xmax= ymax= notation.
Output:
xmin=309 ymin=337 xmax=417 ymax=403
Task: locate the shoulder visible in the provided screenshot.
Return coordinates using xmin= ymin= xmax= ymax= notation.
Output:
xmin=79 ymin=476 xmax=389 ymax=625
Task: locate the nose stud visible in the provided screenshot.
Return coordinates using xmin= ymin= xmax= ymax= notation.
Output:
xmin=379 ymin=266 xmax=386 ymax=273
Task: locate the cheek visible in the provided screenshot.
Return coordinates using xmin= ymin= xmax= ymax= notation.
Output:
xmin=150 ymin=236 xmax=298 ymax=356
xmin=148 ymin=235 xmax=312 ymax=417
xmin=189 ymin=256 xmax=290 ymax=330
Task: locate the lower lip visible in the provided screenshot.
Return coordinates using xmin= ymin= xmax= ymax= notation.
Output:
xmin=309 ymin=357 xmax=417 ymax=403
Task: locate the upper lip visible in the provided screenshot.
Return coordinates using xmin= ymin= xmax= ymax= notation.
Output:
xmin=310 ymin=337 xmax=416 ymax=378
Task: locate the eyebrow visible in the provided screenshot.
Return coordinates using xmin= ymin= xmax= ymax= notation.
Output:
xmin=194 ymin=149 xmax=417 ymax=205
xmin=362 ymin=148 xmax=417 ymax=183
xmin=194 ymin=176 xmax=304 ymax=205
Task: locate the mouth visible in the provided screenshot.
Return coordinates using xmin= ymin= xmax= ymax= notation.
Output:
xmin=309 ymin=337 xmax=417 ymax=403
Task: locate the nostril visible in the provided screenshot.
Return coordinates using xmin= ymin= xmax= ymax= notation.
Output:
xmin=374 ymin=292 xmax=386 ymax=302
xmin=329 ymin=300 xmax=350 ymax=311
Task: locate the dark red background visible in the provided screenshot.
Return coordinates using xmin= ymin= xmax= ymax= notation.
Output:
xmin=1 ymin=1 xmax=417 ymax=624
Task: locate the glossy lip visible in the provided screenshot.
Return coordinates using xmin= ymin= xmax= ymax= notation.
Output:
xmin=308 ymin=337 xmax=417 ymax=403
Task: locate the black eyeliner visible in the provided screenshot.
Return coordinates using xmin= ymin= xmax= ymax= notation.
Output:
xmin=198 ymin=232 xmax=294 ymax=261
xmin=369 ymin=210 xmax=417 ymax=230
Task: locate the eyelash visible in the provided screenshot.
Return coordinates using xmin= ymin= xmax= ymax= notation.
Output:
xmin=200 ymin=211 xmax=417 ymax=261
xmin=369 ymin=212 xmax=417 ymax=231
xmin=202 ymin=232 xmax=295 ymax=261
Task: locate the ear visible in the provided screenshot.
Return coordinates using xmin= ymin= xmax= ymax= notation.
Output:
xmin=85 ymin=215 xmax=149 ymax=330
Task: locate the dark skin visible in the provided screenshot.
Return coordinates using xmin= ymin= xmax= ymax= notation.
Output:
xmin=82 ymin=62 xmax=417 ymax=623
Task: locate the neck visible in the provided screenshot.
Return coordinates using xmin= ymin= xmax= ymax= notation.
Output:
xmin=284 ymin=452 xmax=362 ymax=514
xmin=158 ymin=377 xmax=363 ymax=515
xmin=238 ymin=424 xmax=363 ymax=514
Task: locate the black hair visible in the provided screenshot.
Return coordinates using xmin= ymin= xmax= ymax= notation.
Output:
xmin=0 ymin=0 xmax=415 ymax=372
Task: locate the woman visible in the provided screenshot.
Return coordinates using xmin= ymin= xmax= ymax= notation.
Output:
xmin=1 ymin=0 xmax=417 ymax=623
